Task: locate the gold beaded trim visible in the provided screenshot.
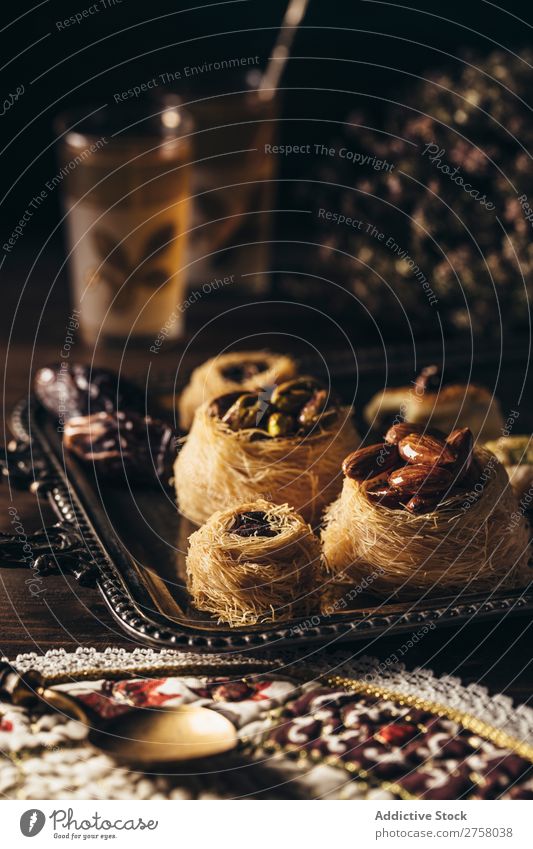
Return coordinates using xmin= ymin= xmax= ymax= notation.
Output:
xmin=257 ymin=737 xmax=417 ymax=800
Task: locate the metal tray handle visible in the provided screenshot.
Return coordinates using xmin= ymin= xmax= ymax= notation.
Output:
xmin=0 ymin=521 xmax=98 ymax=587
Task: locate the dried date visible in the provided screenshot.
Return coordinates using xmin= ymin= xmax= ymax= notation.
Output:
xmin=414 ymin=364 xmax=442 ymax=393
xmin=34 ymin=364 xmax=143 ymax=422
xmin=63 ymin=411 xmax=174 ymax=485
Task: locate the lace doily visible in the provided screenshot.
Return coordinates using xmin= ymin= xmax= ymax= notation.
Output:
xmin=9 ymin=646 xmax=533 ymax=742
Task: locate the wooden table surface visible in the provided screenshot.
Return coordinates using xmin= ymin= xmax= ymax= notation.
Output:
xmin=1 ymin=296 xmax=532 ymax=707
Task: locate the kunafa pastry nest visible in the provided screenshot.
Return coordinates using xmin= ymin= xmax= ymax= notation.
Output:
xmin=485 ymin=435 xmax=533 ymax=503
xmin=186 ymin=500 xmax=323 ymax=626
xmin=364 ymin=364 xmax=504 ymax=441
xmin=322 ymin=425 xmax=531 ymax=597
xmin=175 ymin=376 xmax=359 ymax=525
xmin=178 ymin=350 xmax=297 ymax=430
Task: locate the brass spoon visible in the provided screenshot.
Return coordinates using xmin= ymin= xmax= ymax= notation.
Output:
xmin=0 ymin=665 xmax=88 ymax=723
xmin=0 ymin=665 xmax=238 ymax=767
xmin=89 ymin=704 xmax=238 ymax=767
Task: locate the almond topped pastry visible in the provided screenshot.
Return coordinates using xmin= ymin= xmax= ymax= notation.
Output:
xmin=322 ymin=423 xmax=530 ymax=597
xmin=364 ymin=365 xmax=504 ymax=441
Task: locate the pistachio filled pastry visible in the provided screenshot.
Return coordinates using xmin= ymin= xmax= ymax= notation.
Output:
xmin=178 ymin=350 xmax=297 ymax=430
xmin=175 ymin=376 xmax=359 ymax=525
xmin=485 ymin=435 xmax=533 ymax=501
xmin=364 ymin=365 xmax=504 ymax=441
xmin=186 ymin=500 xmax=323 ymax=626
xmin=322 ymin=423 xmax=530 ymax=597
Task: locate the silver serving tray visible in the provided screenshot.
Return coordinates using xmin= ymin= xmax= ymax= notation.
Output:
xmin=4 ymin=396 xmax=533 ymax=653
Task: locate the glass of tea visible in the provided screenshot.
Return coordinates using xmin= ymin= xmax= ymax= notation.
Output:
xmin=55 ymin=96 xmax=192 ymax=347
xmin=183 ymin=69 xmax=279 ymax=295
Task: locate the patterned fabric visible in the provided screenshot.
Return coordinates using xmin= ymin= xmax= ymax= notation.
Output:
xmin=262 ymin=686 xmax=533 ymax=800
xmin=0 ymin=648 xmax=531 ymax=800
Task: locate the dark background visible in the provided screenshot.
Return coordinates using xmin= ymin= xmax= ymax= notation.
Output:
xmin=1 ymin=0 xmax=533 ymax=366
xmin=2 ymin=0 xmax=532 ymax=217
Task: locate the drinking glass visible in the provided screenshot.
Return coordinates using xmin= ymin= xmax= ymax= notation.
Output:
xmin=184 ymin=71 xmax=279 ymax=294
xmin=55 ymin=97 xmax=192 ymax=346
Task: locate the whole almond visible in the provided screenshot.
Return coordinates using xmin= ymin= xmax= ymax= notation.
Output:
xmin=405 ymin=494 xmax=441 ymax=514
xmin=384 ymin=422 xmax=446 ymax=445
xmin=365 ymin=483 xmax=403 ymax=509
xmin=460 ymin=456 xmax=481 ymax=490
xmin=343 ymin=443 xmax=399 ymax=481
xmin=398 ymin=433 xmax=455 ymax=467
xmin=446 ymin=427 xmax=473 ymax=481
xmin=388 ymin=463 xmax=454 ymax=496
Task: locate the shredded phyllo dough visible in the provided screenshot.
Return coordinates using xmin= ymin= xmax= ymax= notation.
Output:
xmin=178 ymin=350 xmax=297 ymax=430
xmin=322 ymin=447 xmax=531 ymax=597
xmin=175 ymin=402 xmax=359 ymax=525
xmin=186 ymin=500 xmax=324 ymax=626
